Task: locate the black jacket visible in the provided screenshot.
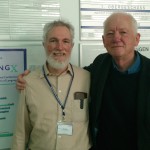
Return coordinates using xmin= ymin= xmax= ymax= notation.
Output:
xmin=85 ymin=52 xmax=150 ymax=150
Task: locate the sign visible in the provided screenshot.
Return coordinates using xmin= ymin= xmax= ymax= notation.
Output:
xmin=0 ymin=49 xmax=26 ymax=149
xmin=80 ymin=0 xmax=150 ymax=41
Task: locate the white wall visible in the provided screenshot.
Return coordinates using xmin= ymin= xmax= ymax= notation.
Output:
xmin=60 ymin=0 xmax=80 ymax=66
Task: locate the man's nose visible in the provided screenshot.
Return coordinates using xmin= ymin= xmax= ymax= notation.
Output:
xmin=56 ymin=41 xmax=63 ymax=50
xmin=113 ymin=32 xmax=121 ymax=41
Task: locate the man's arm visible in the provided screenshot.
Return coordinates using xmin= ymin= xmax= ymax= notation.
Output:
xmin=16 ymin=70 xmax=30 ymax=90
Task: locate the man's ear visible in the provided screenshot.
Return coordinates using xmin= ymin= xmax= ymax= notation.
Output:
xmin=135 ymin=33 xmax=140 ymax=46
xmin=102 ymin=35 xmax=106 ymax=47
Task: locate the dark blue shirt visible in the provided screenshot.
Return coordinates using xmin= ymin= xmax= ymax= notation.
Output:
xmin=113 ymin=52 xmax=141 ymax=74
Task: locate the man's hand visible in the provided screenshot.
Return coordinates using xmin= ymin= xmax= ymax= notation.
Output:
xmin=16 ymin=70 xmax=30 ymax=90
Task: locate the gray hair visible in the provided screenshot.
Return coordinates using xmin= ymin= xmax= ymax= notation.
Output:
xmin=103 ymin=12 xmax=138 ymax=34
xmin=43 ymin=20 xmax=74 ymax=43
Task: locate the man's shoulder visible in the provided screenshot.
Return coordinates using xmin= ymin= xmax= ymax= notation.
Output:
xmin=140 ymin=53 xmax=150 ymax=60
xmin=24 ymin=67 xmax=42 ymax=80
xmin=72 ymin=65 xmax=89 ymax=73
xmin=139 ymin=52 xmax=150 ymax=65
xmin=94 ymin=52 xmax=110 ymax=61
xmin=84 ymin=53 xmax=111 ymax=71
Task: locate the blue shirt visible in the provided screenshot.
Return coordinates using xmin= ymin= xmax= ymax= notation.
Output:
xmin=113 ymin=52 xmax=141 ymax=74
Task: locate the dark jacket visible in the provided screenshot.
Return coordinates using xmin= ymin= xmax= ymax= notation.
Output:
xmin=85 ymin=52 xmax=150 ymax=150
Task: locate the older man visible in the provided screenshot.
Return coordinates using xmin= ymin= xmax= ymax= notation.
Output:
xmin=12 ymin=20 xmax=91 ymax=150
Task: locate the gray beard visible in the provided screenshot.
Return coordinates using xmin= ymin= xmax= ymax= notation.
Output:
xmin=46 ymin=54 xmax=70 ymax=69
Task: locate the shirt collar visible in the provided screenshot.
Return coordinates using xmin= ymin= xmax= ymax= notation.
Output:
xmin=40 ymin=62 xmax=73 ymax=78
xmin=113 ymin=52 xmax=141 ymax=74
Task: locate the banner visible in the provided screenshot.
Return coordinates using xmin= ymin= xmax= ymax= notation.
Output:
xmin=0 ymin=49 xmax=26 ymax=150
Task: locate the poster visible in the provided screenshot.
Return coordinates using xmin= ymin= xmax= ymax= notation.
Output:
xmin=0 ymin=49 xmax=26 ymax=149
xmin=80 ymin=0 xmax=150 ymax=41
xmin=79 ymin=44 xmax=106 ymax=67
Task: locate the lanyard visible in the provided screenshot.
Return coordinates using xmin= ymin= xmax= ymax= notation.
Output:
xmin=42 ymin=64 xmax=74 ymax=119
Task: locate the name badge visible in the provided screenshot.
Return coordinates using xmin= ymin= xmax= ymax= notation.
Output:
xmin=57 ymin=122 xmax=73 ymax=136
